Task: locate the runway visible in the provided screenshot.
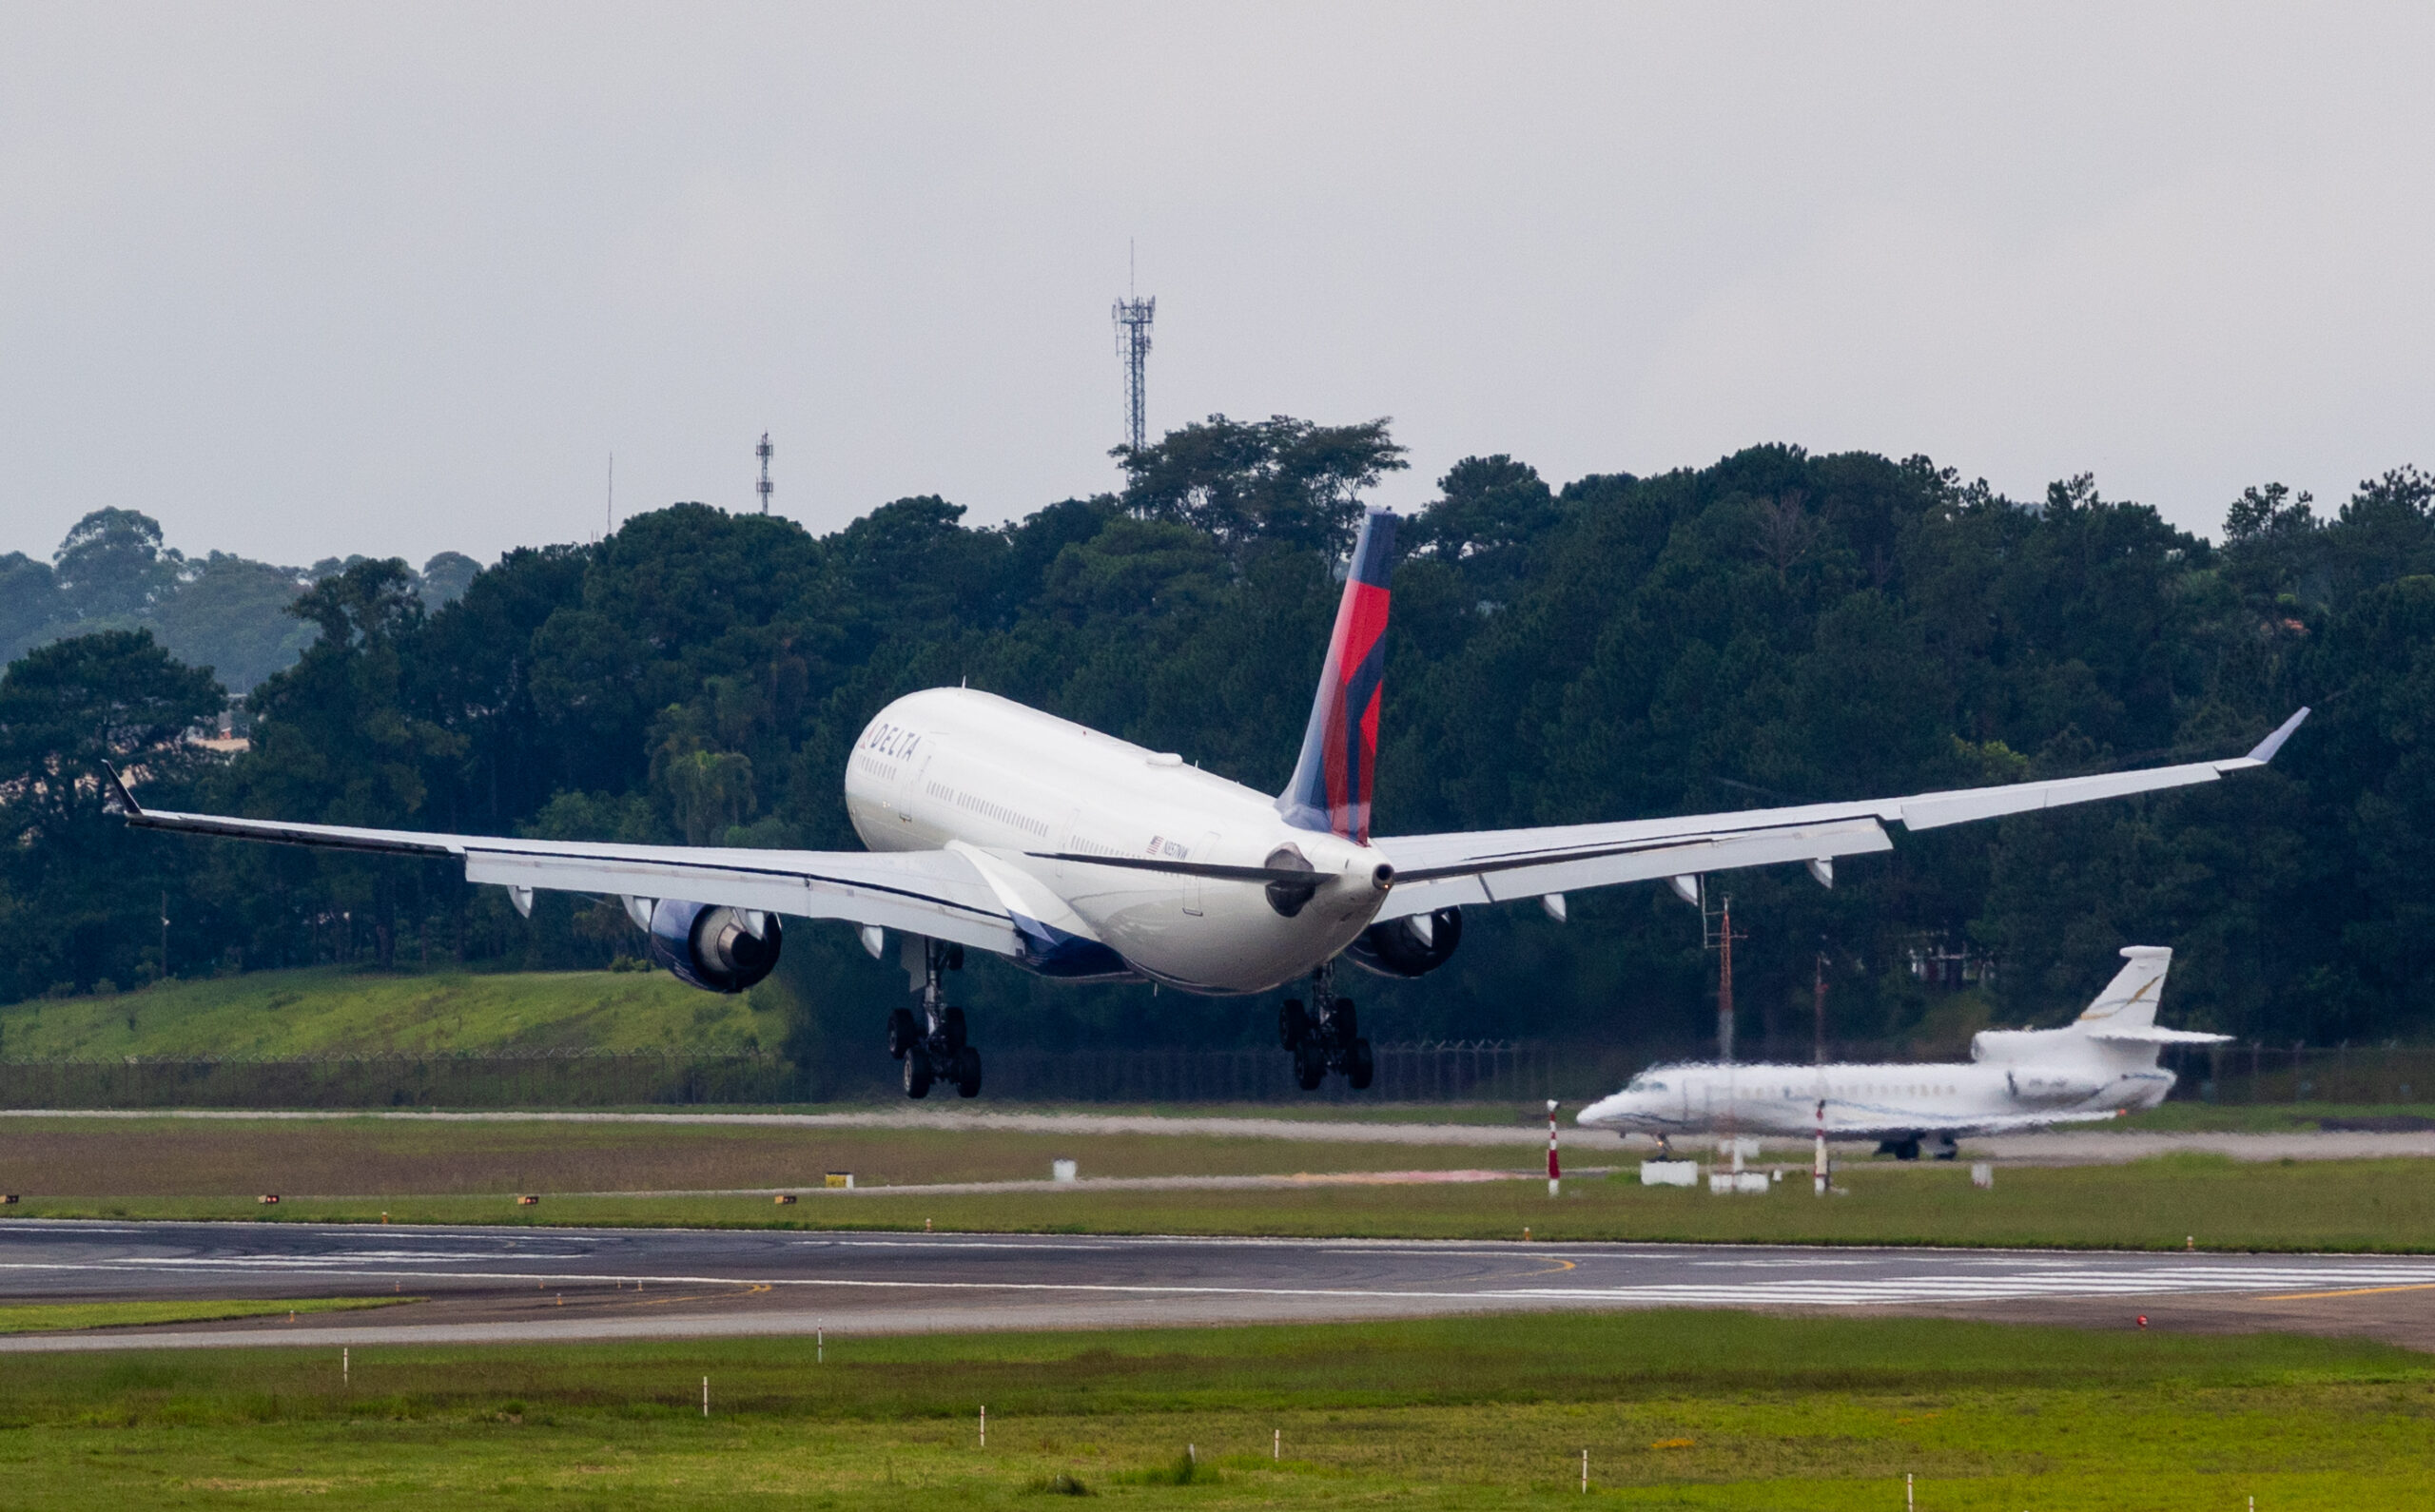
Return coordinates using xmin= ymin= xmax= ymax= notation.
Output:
xmin=6 ymin=1219 xmax=2435 ymax=1352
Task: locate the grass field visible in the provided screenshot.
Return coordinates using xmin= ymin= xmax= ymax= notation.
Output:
xmin=0 ymin=1296 xmax=413 ymax=1334
xmin=0 ymin=966 xmax=756 ymax=1058
xmin=9 ymin=1150 xmax=2435 ymax=1252
xmin=0 ymin=1311 xmax=2424 ymax=1507
xmin=0 ymin=1114 xmax=1516 ymax=1196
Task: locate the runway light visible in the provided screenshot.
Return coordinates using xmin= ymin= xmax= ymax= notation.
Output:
xmin=516 ymin=1194 xmax=540 ymax=1207
xmin=258 ymin=1194 xmax=280 ymax=1205
xmin=774 ymin=1194 xmax=798 ymax=1205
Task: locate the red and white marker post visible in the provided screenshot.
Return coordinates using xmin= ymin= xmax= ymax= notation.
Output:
xmin=1547 ymin=1099 xmax=1561 ymax=1197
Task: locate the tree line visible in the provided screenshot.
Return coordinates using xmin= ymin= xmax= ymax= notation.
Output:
xmin=4 ymin=416 xmax=2432 ymax=1072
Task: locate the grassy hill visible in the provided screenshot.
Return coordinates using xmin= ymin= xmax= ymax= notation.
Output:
xmin=0 ymin=967 xmax=785 ymax=1059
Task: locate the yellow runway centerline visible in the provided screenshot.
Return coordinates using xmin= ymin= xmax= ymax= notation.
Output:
xmin=2258 ymin=1282 xmax=2435 ymax=1301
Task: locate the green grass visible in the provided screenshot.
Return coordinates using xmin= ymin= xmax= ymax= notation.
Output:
xmin=0 ymin=965 xmax=768 ymax=1057
xmin=0 ymin=1311 xmax=2425 ymax=1506
xmin=10 ymin=1152 xmax=2435 ymax=1251
xmin=0 ymin=1296 xmax=415 ymax=1334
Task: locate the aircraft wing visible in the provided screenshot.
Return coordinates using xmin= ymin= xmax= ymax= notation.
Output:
xmin=104 ymin=771 xmax=1022 ymax=957
xmin=1821 ymin=1107 xmax=2129 ymax=1140
xmin=1370 ymin=708 xmax=2308 ymax=921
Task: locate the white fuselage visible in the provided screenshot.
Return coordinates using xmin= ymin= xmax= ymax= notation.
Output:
xmin=843 ymin=688 xmax=1392 ymax=994
xmin=1576 ymin=1034 xmax=2177 ymax=1139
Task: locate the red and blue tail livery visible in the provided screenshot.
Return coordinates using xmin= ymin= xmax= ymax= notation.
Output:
xmin=1278 ymin=508 xmax=1396 ymax=843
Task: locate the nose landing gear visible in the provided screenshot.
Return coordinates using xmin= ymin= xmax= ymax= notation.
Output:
xmin=1278 ymin=961 xmax=1374 ymax=1092
xmin=887 ymin=939 xmax=983 ymax=1098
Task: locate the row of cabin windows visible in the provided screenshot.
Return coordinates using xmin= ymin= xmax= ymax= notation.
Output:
xmin=923 ymin=782 xmax=1050 ymax=839
xmin=1649 ymin=1081 xmax=1960 ymax=1099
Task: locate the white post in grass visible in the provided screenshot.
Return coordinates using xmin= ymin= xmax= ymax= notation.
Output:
xmin=1580 ymin=1448 xmax=1588 ymax=1491
xmin=702 ymin=1377 xmax=709 ymax=1418
xmin=1905 ymin=1471 xmax=1913 ymax=1510
xmin=981 ymin=1405 xmax=986 ymax=1448
xmin=341 ymin=1347 xmax=348 ymax=1385
xmin=817 ymin=1326 xmax=824 ymax=1364
xmin=1274 ymin=1428 xmax=1280 ymax=1461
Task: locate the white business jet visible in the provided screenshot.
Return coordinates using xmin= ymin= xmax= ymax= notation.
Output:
xmin=107 ymin=509 xmax=2305 ymax=1101
xmin=1577 ymin=945 xmax=2230 ymax=1159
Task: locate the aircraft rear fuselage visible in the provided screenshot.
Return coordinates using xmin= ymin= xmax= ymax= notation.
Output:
xmin=845 ymin=687 xmax=1390 ymax=993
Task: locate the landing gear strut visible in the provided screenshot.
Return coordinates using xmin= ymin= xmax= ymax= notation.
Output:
xmin=887 ymin=939 xmax=982 ymax=1099
xmin=1278 ymin=960 xmax=1374 ymax=1092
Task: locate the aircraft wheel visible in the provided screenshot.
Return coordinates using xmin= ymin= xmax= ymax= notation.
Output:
xmin=1345 ymin=1037 xmax=1374 ymax=1091
xmin=1278 ymin=998 xmax=1310 ymax=1051
xmin=1293 ymin=1039 xmax=1327 ymax=1091
xmin=1332 ymin=998 xmax=1359 ymax=1048
xmin=903 ymin=1047 xmax=934 ymax=1099
xmin=953 ymin=1046 xmax=984 ymax=1098
xmin=886 ymin=1007 xmax=919 ymax=1060
xmin=944 ymin=1005 xmax=968 ymax=1054
xmin=1893 ymin=1137 xmax=1920 ymax=1161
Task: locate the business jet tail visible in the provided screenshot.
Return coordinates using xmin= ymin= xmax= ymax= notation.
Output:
xmin=2075 ymin=946 xmax=2174 ymax=1031
xmin=1277 ymin=507 xmax=1396 ymax=843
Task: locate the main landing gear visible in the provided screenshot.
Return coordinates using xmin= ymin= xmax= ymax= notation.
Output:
xmin=888 ymin=939 xmax=983 ymax=1099
xmin=1876 ymin=1134 xmax=1960 ymax=1162
xmin=1278 ymin=961 xmax=1374 ymax=1092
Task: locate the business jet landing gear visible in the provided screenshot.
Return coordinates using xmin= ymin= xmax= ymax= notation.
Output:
xmin=1278 ymin=962 xmax=1373 ymax=1092
xmin=1878 ymin=1136 xmax=1923 ymax=1161
xmin=888 ymin=939 xmax=982 ymax=1099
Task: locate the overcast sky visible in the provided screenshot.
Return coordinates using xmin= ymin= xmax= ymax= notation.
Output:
xmin=4 ymin=4 xmax=2431 ymax=568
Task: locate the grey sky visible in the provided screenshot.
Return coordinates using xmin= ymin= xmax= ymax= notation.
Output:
xmin=5 ymin=4 xmax=2430 ymax=567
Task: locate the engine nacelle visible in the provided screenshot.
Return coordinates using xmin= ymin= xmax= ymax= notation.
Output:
xmin=1345 ymin=906 xmax=1463 ymax=979
xmin=643 ymin=899 xmax=784 ymax=994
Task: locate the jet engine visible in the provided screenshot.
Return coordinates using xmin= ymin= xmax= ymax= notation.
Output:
xmin=1346 ymin=906 xmax=1463 ymax=979
xmin=641 ymin=899 xmax=784 ymax=994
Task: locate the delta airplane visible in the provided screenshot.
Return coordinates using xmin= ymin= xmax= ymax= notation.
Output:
xmin=107 ymin=509 xmax=2306 ymax=1100
xmin=1577 ymin=946 xmax=2229 ymax=1160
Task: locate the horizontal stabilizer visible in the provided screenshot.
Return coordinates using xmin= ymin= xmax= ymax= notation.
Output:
xmin=2087 ymin=1027 xmax=2233 ymax=1045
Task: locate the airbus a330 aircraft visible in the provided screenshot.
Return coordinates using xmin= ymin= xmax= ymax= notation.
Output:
xmin=107 ymin=509 xmax=2307 ymax=1100
xmin=1577 ymin=946 xmax=2228 ymax=1159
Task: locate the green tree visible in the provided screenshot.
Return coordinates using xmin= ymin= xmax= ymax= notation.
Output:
xmin=0 ymin=630 xmax=223 ymax=996
xmin=1116 ymin=414 xmax=1407 ymax=554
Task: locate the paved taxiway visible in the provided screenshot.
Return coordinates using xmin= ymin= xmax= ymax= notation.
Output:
xmin=5 ymin=1220 xmax=2434 ymax=1352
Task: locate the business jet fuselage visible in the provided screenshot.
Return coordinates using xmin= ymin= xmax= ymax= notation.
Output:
xmin=1578 ymin=946 xmax=2229 ymax=1158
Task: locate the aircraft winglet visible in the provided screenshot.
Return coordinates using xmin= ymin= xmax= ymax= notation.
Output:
xmin=2246 ymin=707 xmax=2309 ymax=764
xmin=100 ymin=761 xmax=144 ymax=818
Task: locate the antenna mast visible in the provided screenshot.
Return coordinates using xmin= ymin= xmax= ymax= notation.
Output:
xmin=756 ymin=433 xmax=773 ymax=514
xmin=1699 ymin=888 xmax=1745 ymax=1063
xmin=1112 ymin=244 xmax=1155 ymax=454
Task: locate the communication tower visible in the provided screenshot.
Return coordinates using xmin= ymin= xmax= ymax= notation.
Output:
xmin=1112 ymin=252 xmax=1155 ymax=453
xmin=756 ymin=433 xmax=773 ymax=514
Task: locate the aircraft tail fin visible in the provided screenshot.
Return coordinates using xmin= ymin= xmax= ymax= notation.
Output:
xmin=1277 ymin=508 xmax=1395 ymax=843
xmin=2075 ymin=945 xmax=2173 ymax=1031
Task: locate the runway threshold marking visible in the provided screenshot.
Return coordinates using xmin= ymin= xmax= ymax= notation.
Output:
xmin=2257 ymin=1282 xmax=2435 ymax=1301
